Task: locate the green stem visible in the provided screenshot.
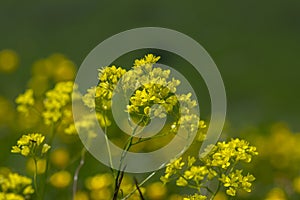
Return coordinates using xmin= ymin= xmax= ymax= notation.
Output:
xmin=131 ymin=131 xmax=170 ymax=145
xmin=72 ymin=148 xmax=86 ymax=200
xmin=103 ymin=110 xmax=115 ymax=176
xmin=113 ymin=118 xmax=144 ymax=199
xmin=33 ymin=157 xmax=40 ymax=200
xmin=119 ymin=118 xmax=144 ymax=169
xmin=41 ymin=122 xmax=56 ymax=199
xmin=210 ymin=175 xmax=221 ymax=200
xmin=121 ymin=170 xmax=157 ymax=200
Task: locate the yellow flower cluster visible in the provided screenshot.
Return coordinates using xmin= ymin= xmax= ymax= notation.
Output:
xmin=133 ymin=54 xmax=160 ymax=67
xmin=126 ymin=55 xmax=181 ymax=121
xmin=161 ymin=139 xmax=258 ymax=198
xmin=15 ymin=89 xmax=35 ymax=115
xmin=160 ymin=157 xmax=185 ymax=184
xmin=83 ymin=54 xmax=202 ymax=135
xmin=219 ymin=170 xmax=255 ymax=196
xmin=0 ymin=172 xmax=34 ymax=200
xmin=83 ymin=65 xmax=126 ymax=110
xmin=201 ymin=138 xmax=258 ymax=169
xmin=11 ymin=133 xmax=50 ymax=157
xmin=43 ymin=81 xmax=75 ymax=125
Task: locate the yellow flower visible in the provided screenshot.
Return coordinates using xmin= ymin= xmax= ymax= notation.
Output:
xmin=176 ymin=177 xmax=188 ymax=187
xmin=183 ymin=194 xmax=207 ymax=200
xmin=15 ymin=89 xmax=35 ymax=115
xmin=50 ymin=148 xmax=70 ymax=168
xmin=26 ymin=158 xmax=47 ymax=174
xmin=74 ymin=191 xmax=89 ymax=200
xmin=265 ymin=187 xmax=286 ymax=200
xmin=133 ymin=54 xmax=160 ymax=67
xmin=85 ymin=173 xmax=114 ymax=190
xmin=0 ymin=172 xmax=34 ymax=198
xmin=11 ymin=133 xmax=50 ymax=157
xmin=49 ymin=171 xmax=71 ymax=188
xmin=0 ymin=49 xmax=19 ymax=73
xmin=146 ymin=182 xmax=167 ymax=199
xmin=43 ymin=81 xmax=74 ymax=125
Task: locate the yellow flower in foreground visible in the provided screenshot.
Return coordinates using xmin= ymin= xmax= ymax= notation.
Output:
xmin=0 ymin=172 xmax=34 ymax=198
xmin=11 ymin=133 xmax=50 ymax=157
xmin=49 ymin=171 xmax=71 ymax=188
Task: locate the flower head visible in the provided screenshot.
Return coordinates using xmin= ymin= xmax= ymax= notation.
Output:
xmin=11 ymin=133 xmax=50 ymax=157
xmin=15 ymin=89 xmax=35 ymax=115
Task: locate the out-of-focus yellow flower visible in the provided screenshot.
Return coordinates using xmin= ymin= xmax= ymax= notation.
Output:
xmin=85 ymin=173 xmax=113 ymax=190
xmin=49 ymin=171 xmax=71 ymax=188
xmin=26 ymin=158 xmax=46 ymax=174
xmin=27 ymin=75 xmax=50 ymax=96
xmin=32 ymin=58 xmax=54 ymax=78
xmin=74 ymin=191 xmax=89 ymax=200
xmin=0 ymin=49 xmax=19 ymax=73
xmin=259 ymin=123 xmax=300 ymax=170
xmin=265 ymin=187 xmax=286 ymax=200
xmin=214 ymin=192 xmax=228 ymax=200
xmin=0 ymin=167 xmax=11 ymax=176
xmin=168 ymin=194 xmax=183 ymax=200
xmin=50 ymin=148 xmax=70 ymax=169
xmin=53 ymin=59 xmax=76 ymax=82
xmin=31 ymin=53 xmax=76 ymax=82
xmin=90 ymin=187 xmax=111 ymax=200
xmin=146 ymin=182 xmax=167 ymax=199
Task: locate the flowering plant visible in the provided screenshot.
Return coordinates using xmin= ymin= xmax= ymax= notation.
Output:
xmin=1 ymin=53 xmax=258 ymax=200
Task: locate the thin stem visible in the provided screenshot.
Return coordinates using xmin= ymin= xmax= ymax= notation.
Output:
xmin=119 ymin=118 xmax=144 ymax=169
xmin=134 ymin=178 xmax=145 ymax=200
xmin=131 ymin=131 xmax=170 ymax=145
xmin=41 ymin=122 xmax=56 ymax=199
xmin=203 ymin=186 xmax=214 ymax=195
xmin=72 ymin=148 xmax=86 ymax=200
xmin=113 ymin=118 xmax=144 ymax=199
xmin=33 ymin=157 xmax=40 ymax=200
xmin=103 ymin=110 xmax=114 ymax=174
xmin=121 ymin=170 xmax=157 ymax=200
xmin=210 ymin=175 xmax=221 ymax=200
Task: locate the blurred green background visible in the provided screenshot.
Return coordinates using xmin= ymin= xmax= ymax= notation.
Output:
xmin=0 ymin=0 xmax=300 ymax=199
xmin=1 ymin=0 xmax=299 ymax=129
